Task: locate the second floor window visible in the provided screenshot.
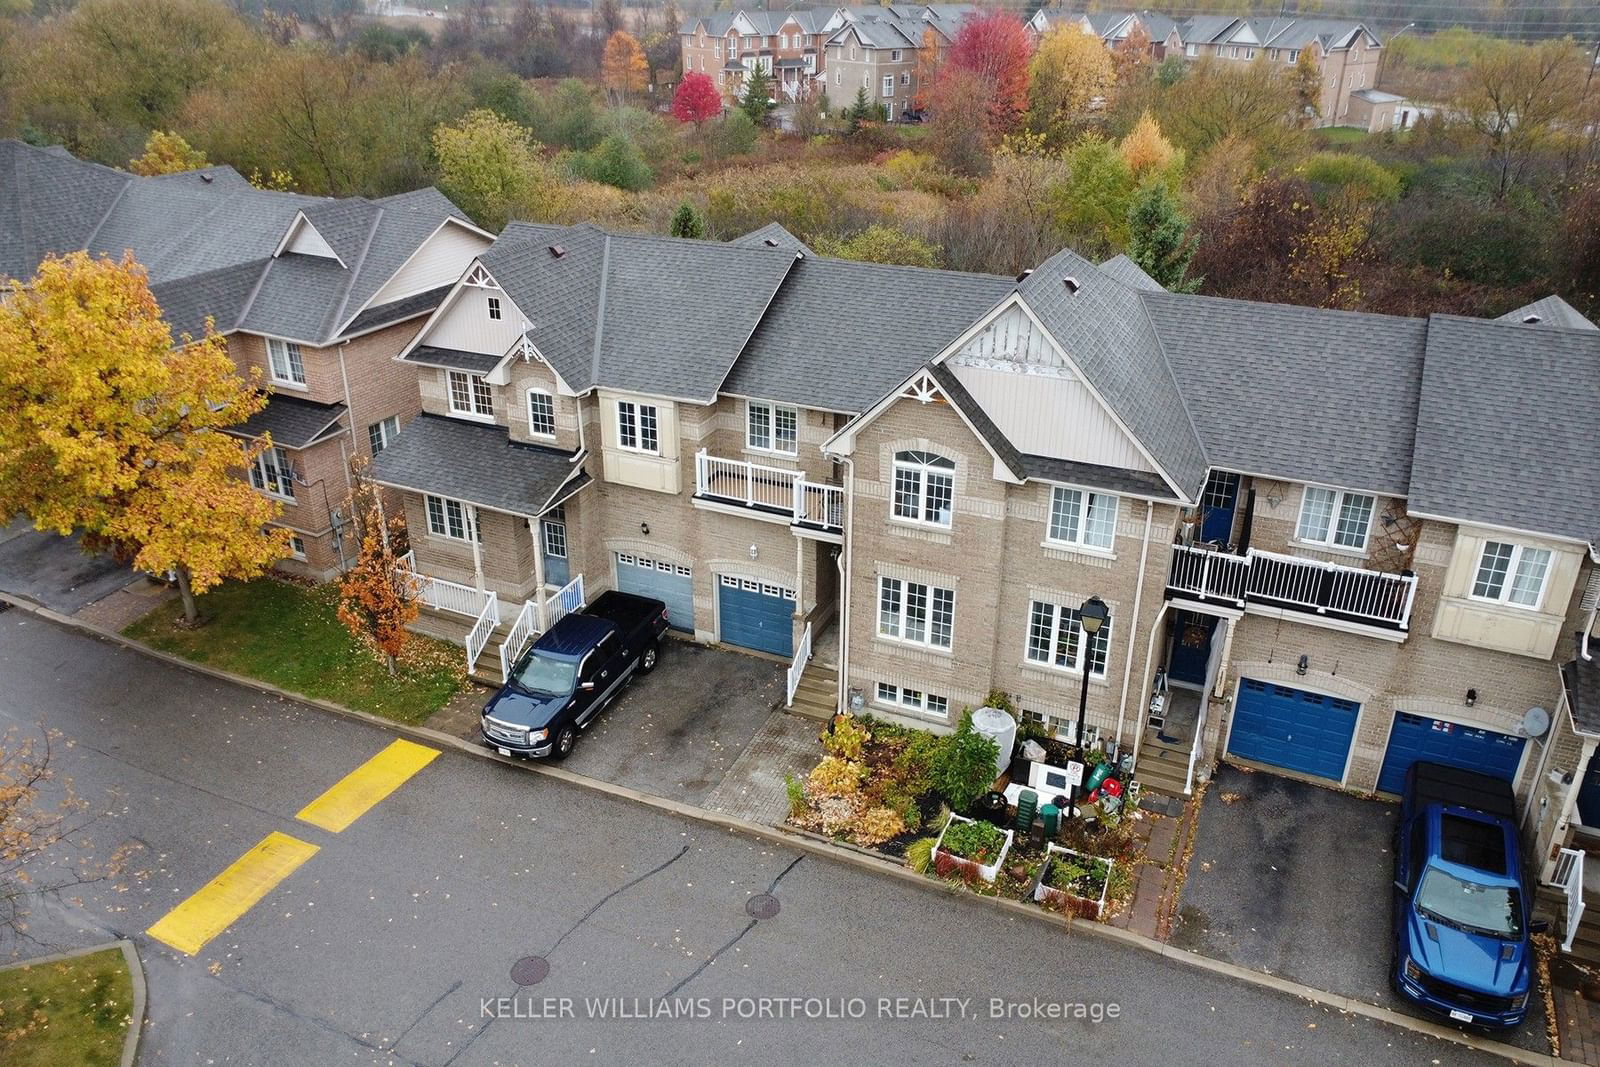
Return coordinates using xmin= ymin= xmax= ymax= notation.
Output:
xmin=1296 ymin=486 xmax=1374 ymax=549
xmin=487 ymin=296 xmax=502 ymax=320
xmin=249 ymin=446 xmax=295 ymax=500
xmin=617 ymin=400 xmax=659 ymax=453
xmin=448 ymin=371 xmax=493 ymax=419
xmin=1026 ymin=600 xmax=1110 ymax=677
xmin=1288 ymin=49 xmax=1299 ymax=62
xmin=367 ymin=415 xmax=399 ymax=454
xmin=527 ymin=389 xmax=556 ymax=438
xmin=892 ymin=450 xmax=954 ymax=526
xmin=882 ymin=74 xmax=894 ymax=97
xmin=890 ymin=48 xmax=902 ymax=61
xmin=266 ymin=338 xmax=306 ymax=386
xmin=1048 ymin=486 xmax=1117 ymax=550
xmin=878 ymin=576 xmax=954 ymax=649
xmin=747 ymin=401 xmax=797 ymax=453
xmin=1472 ymin=541 xmax=1551 ymax=609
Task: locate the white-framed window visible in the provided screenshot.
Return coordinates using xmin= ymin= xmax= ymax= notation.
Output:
xmin=367 ymin=415 xmax=399 ymax=455
xmin=487 ymin=296 xmax=502 ymax=321
xmin=288 ymin=533 xmax=307 ymax=561
xmin=1288 ymin=49 xmax=1299 ymax=62
xmin=890 ymin=48 xmax=902 ymax=61
xmin=617 ymin=400 xmax=659 ymax=454
xmin=1185 ymin=42 xmax=1197 ymax=56
xmin=747 ymin=401 xmax=797 ymax=454
xmin=527 ymin=389 xmax=556 ymax=438
xmin=1021 ymin=708 xmax=1100 ymax=746
xmin=249 ymin=446 xmax=295 ymax=500
xmin=901 ymin=71 xmax=910 ymax=85
xmin=1244 ymin=48 xmax=1255 ymax=59
xmin=1295 ymin=486 xmax=1374 ymax=549
xmin=1047 ymin=486 xmax=1117 ymax=551
xmin=891 ymin=450 xmax=954 ymax=526
xmin=1025 ymin=600 xmax=1111 ymax=677
xmin=425 ymin=494 xmax=480 ymax=542
xmin=1471 ymin=541 xmax=1551 ymax=609
xmin=882 ymin=74 xmax=894 ymax=96
xmin=875 ymin=682 xmax=948 ymax=719
xmin=877 ymin=575 xmax=954 ymax=649
xmin=850 ymin=45 xmax=857 ymax=60
xmin=714 ymin=42 xmax=722 ymax=59
xmin=266 ymin=338 xmax=306 ymax=387
xmin=447 ymin=370 xmax=493 ymax=419
xmin=543 ymin=504 xmax=567 ymax=559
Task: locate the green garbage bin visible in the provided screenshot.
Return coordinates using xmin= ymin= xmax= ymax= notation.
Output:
xmin=1041 ymin=802 xmax=1059 ymax=837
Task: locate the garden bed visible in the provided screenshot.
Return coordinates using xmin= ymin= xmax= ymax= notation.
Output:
xmin=931 ymin=813 xmax=1013 ymax=883
xmin=1033 ymin=843 xmax=1114 ymax=919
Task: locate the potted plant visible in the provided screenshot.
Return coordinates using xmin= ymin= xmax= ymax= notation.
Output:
xmin=931 ymin=812 xmax=1013 ymax=884
xmin=1033 ymin=842 xmax=1113 ymax=918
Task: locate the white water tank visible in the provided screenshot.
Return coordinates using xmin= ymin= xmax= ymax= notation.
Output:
xmin=970 ymin=706 xmax=1017 ymax=777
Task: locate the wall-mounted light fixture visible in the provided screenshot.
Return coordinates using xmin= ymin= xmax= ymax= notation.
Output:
xmin=1296 ymin=654 xmax=1309 ymax=676
xmin=1466 ymin=688 xmax=1477 ymax=707
xmin=749 ymin=544 xmax=759 ymax=560
xmin=640 ymin=522 xmax=649 ymax=536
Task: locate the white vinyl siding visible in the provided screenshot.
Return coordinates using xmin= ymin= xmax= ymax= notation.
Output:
xmin=891 ymin=450 xmax=954 ymax=527
xmin=1047 ymin=486 xmax=1117 ymax=550
xmin=617 ymin=401 xmax=659 ymax=453
xmin=1295 ymin=486 xmax=1374 ymax=549
xmin=1472 ymin=541 xmax=1551 ymax=608
xmin=249 ymin=446 xmax=295 ymax=500
xmin=266 ymin=338 xmax=306 ymax=387
xmin=877 ymin=576 xmax=954 ymax=650
xmin=527 ymin=389 xmax=556 ymax=438
xmin=747 ymin=401 xmax=797 ymax=454
xmin=447 ymin=370 xmax=493 ymax=419
xmin=1025 ymin=600 xmax=1110 ymax=677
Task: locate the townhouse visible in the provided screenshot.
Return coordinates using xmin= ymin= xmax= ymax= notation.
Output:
xmin=0 ymin=140 xmax=491 ymax=578
xmin=679 ymin=8 xmax=831 ymax=101
xmin=823 ymin=5 xmax=975 ymax=119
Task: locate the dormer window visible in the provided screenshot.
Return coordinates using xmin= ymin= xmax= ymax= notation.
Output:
xmin=447 ymin=370 xmax=493 ymax=419
xmin=487 ymin=296 xmax=502 ymax=321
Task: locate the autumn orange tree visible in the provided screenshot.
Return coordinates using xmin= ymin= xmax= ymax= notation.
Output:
xmin=129 ymin=130 xmax=209 ymax=175
xmin=336 ymin=462 xmax=417 ymax=675
xmin=601 ymin=30 xmax=649 ymax=106
xmin=0 ymin=252 xmax=289 ymax=625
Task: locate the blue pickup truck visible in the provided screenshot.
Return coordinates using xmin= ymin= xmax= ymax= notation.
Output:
xmin=481 ymin=590 xmax=670 ymax=760
xmin=1391 ymin=761 xmax=1547 ymax=1029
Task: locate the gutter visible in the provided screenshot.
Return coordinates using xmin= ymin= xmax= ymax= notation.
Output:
xmin=836 ymin=455 xmax=855 ymax=717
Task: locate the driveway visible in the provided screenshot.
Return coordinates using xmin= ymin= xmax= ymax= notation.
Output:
xmin=0 ymin=518 xmax=133 ymax=613
xmin=1171 ymin=763 xmax=1550 ymax=1053
xmin=446 ymin=639 xmax=789 ymax=808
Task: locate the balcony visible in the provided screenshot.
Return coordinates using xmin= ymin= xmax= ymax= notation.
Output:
xmin=1168 ymin=542 xmax=1418 ymax=633
xmin=693 ymin=449 xmax=844 ymax=534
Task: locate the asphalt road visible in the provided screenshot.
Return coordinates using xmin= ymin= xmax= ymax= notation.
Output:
xmin=0 ymin=614 xmax=1512 ymax=1066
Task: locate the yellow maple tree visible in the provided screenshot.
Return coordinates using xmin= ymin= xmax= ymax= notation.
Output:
xmin=0 ymin=252 xmax=289 ymax=624
xmin=1119 ymin=110 xmax=1180 ymax=179
xmin=128 ymin=130 xmax=208 ymax=176
xmin=601 ymin=30 xmax=649 ymax=104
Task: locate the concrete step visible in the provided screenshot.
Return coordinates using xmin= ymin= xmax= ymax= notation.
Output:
xmin=1136 ymin=761 xmax=1191 ymax=798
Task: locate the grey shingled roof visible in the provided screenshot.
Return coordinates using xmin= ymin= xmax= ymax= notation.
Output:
xmin=1016 ymin=250 xmax=1209 ymax=498
xmin=370 ymin=413 xmax=587 ymax=517
xmin=1147 ymin=291 xmax=1426 ymax=497
xmin=1021 ymin=455 xmax=1179 ymax=500
xmin=231 ymin=394 xmax=347 ymax=449
xmin=730 ymin=223 xmax=815 ymax=256
xmin=403 ymin=344 xmax=504 ymax=374
xmin=1498 ymin=295 xmax=1597 ymax=331
xmin=723 ymin=254 xmax=1011 ymax=413
xmin=1409 ymin=316 xmax=1600 ymax=544
xmin=0 ymin=139 xmax=470 ymax=347
xmin=1562 ymin=656 xmax=1600 ymax=737
xmin=1097 ymin=253 xmax=1163 ymax=292
xmin=150 ymin=260 xmax=266 ymax=341
xmin=343 ymin=284 xmax=452 ymax=336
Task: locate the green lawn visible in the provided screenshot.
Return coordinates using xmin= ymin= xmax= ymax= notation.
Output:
xmin=125 ymin=578 xmax=466 ymax=724
xmin=1313 ymin=125 xmax=1372 ymax=146
xmin=0 ymin=948 xmax=133 ymax=1067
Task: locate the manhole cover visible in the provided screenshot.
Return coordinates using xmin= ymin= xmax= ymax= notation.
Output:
xmin=510 ymin=956 xmax=550 ymax=986
xmin=745 ymin=893 xmax=780 ymax=920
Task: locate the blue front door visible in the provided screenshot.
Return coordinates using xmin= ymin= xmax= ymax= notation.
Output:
xmin=1227 ymin=678 xmax=1360 ymax=782
xmin=1376 ymin=713 xmax=1525 ymax=796
xmin=1166 ymin=611 xmax=1218 ymax=686
xmin=541 ymin=511 xmax=568 ymax=587
xmin=717 ymin=576 xmax=794 ymax=657
xmin=1200 ymin=471 xmax=1240 ymax=544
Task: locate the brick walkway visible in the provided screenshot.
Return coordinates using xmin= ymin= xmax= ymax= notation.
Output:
xmin=1552 ymin=956 xmax=1600 ymax=1064
xmin=1108 ymin=802 xmax=1189 ymax=939
xmin=72 ymin=577 xmax=176 ymax=631
xmin=703 ymin=711 xmax=822 ymax=826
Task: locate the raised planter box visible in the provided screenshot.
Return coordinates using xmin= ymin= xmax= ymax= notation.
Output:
xmin=1033 ymin=842 xmax=1113 ymax=919
xmin=931 ymin=812 xmax=1014 ymax=884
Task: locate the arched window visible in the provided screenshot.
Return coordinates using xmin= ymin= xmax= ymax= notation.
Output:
xmin=892 ymin=450 xmax=954 ymax=527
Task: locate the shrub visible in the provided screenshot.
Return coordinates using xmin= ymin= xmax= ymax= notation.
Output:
xmin=785 ymin=774 xmax=807 ymax=818
xmin=571 ymin=133 xmax=653 ymax=191
xmin=929 ymin=717 xmax=999 ymax=813
xmin=851 ymin=806 xmax=907 ymax=847
xmin=822 ymin=714 xmax=870 ymax=761
xmin=806 ymin=756 xmax=862 ymax=798
xmin=938 ymin=818 xmax=1005 ymax=864
xmin=1045 ymin=854 xmax=1111 ymax=897
xmin=713 ymin=110 xmax=759 ymax=158
xmin=905 ymin=836 xmax=937 ymax=873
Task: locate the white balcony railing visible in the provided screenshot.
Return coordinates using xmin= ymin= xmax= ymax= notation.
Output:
xmin=694 ymin=449 xmax=844 ymax=532
xmin=1168 ymin=543 xmax=1418 ymax=631
xmin=1554 ymin=847 xmax=1586 ymax=953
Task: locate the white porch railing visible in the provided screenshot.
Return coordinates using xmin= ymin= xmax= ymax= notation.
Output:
xmin=1554 ymin=847 xmax=1586 ymax=953
xmin=542 ymin=573 xmax=585 ymax=631
xmin=465 ymin=593 xmax=501 ymax=672
xmin=498 ymin=599 xmax=539 ymax=683
xmin=694 ymin=449 xmax=844 ymax=531
xmin=1184 ymin=692 xmax=1209 ymax=795
xmin=786 ymin=621 xmax=813 ymax=708
xmin=1168 ymin=543 xmax=1418 ymax=630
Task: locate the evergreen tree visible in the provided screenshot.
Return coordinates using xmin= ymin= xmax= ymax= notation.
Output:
xmin=847 ymin=86 xmax=873 ymax=134
xmin=1126 ymin=182 xmax=1201 ymax=293
xmin=740 ymin=60 xmax=775 ymax=124
xmin=670 ymin=202 xmax=706 ymax=239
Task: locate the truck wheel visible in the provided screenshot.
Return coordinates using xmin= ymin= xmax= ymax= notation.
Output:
xmin=640 ymin=642 xmax=660 ymax=674
xmin=552 ymin=725 xmax=578 ymax=760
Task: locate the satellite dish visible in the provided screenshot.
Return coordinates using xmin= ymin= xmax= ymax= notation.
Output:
xmin=1520 ymin=706 xmax=1551 ymax=739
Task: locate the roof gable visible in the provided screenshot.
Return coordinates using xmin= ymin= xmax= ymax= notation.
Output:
xmin=276 ymin=211 xmax=346 ymax=265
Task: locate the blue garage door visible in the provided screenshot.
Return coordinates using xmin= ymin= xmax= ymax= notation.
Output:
xmin=717 ymin=576 xmax=795 ymax=657
xmin=615 ymin=552 xmax=694 ymax=633
xmin=1227 ymin=678 xmax=1360 ymax=782
xmin=1376 ymin=713 xmax=1525 ymax=796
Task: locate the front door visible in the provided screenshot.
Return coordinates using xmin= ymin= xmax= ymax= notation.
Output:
xmin=1579 ymin=749 xmax=1600 ymax=826
xmin=1200 ymin=470 xmax=1240 ymax=544
xmin=1166 ymin=610 xmax=1218 ymax=687
xmin=541 ymin=506 xmax=568 ymax=587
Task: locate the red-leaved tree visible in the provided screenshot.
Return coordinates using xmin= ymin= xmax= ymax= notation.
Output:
xmin=942 ymin=11 xmax=1032 ymax=133
xmin=673 ymin=71 xmax=723 ymax=127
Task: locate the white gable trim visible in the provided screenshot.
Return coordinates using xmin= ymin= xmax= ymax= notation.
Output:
xmin=924 ymin=293 xmax=1190 ymax=503
xmin=394 ymin=258 xmax=521 ymax=362
xmin=730 ymin=11 xmax=761 ymax=35
xmin=335 ymin=216 xmax=495 ymax=335
xmin=273 ymin=212 xmax=345 ymax=267
xmin=485 ymin=333 xmax=575 ymax=395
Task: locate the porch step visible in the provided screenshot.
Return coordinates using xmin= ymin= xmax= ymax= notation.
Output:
xmin=1565 ymin=918 xmax=1600 ymax=967
xmin=1137 ymin=731 xmax=1194 ymax=798
xmin=788 ymin=665 xmax=838 ymax=721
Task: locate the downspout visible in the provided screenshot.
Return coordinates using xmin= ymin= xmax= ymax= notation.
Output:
xmin=1130 ymin=601 xmax=1172 ymax=773
xmin=835 ymin=455 xmax=855 ymax=716
xmin=1114 ymin=499 xmax=1155 ymax=758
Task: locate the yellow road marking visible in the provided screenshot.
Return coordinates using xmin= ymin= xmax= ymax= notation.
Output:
xmin=146 ymin=831 xmax=319 ymax=956
xmin=295 ymin=739 xmax=440 ymax=833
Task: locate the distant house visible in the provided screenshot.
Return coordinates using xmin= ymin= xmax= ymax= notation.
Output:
xmin=822 ymin=5 xmax=977 ymax=120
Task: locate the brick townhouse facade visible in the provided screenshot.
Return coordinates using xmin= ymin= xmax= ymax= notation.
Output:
xmin=0 ymin=139 xmax=492 ymax=579
xmin=370 ymin=214 xmax=1600 ymax=889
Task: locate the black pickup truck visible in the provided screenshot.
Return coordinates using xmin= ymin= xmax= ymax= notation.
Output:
xmin=481 ymin=591 xmax=670 ymax=760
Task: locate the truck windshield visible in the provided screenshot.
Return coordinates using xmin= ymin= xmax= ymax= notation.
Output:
xmin=1416 ymin=868 xmax=1522 ymax=939
xmin=511 ymin=653 xmax=577 ymax=696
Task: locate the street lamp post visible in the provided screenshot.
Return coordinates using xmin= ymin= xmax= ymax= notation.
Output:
xmin=1066 ymin=595 xmax=1110 ymax=818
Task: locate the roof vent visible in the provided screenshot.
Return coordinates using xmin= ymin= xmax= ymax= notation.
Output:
xmin=1063 ymin=276 xmax=1081 ymax=295
xmin=763 ymin=238 xmax=780 ymax=247
xmin=1016 ymin=269 xmax=1033 ymax=282
xmin=548 ymin=244 xmax=566 ymax=259
xmin=200 ymin=173 xmax=213 ymax=183
xmin=1523 ymin=314 xmax=1542 ymax=324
